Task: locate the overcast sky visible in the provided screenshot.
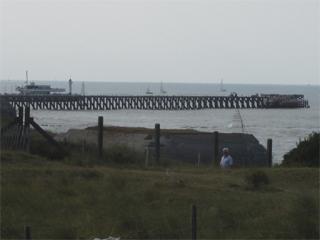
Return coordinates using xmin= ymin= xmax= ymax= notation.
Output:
xmin=1 ymin=0 xmax=319 ymax=85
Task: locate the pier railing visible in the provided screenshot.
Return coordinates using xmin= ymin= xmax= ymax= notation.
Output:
xmin=0 ymin=94 xmax=309 ymax=110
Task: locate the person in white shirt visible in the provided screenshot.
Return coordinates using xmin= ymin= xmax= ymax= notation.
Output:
xmin=220 ymin=148 xmax=233 ymax=169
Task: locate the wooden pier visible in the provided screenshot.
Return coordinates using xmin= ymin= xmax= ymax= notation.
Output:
xmin=0 ymin=94 xmax=309 ymax=110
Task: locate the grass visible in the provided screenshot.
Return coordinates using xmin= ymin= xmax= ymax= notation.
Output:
xmin=1 ymin=149 xmax=319 ymax=239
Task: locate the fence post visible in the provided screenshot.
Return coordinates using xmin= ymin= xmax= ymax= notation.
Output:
xmin=155 ymin=123 xmax=160 ymax=163
xmin=213 ymin=131 xmax=219 ymax=165
xmin=267 ymin=139 xmax=272 ymax=168
xmin=18 ymin=107 xmax=23 ymax=127
xmin=24 ymin=225 xmax=30 ymax=240
xmin=25 ymin=107 xmax=30 ymax=153
xmin=191 ymin=205 xmax=197 ymax=240
xmin=98 ymin=116 xmax=103 ymax=158
xmin=198 ymin=152 xmax=201 ymax=168
xmin=25 ymin=107 xmax=30 ymax=129
xmin=145 ymin=147 xmax=149 ymax=167
xmin=82 ymin=139 xmax=86 ymax=158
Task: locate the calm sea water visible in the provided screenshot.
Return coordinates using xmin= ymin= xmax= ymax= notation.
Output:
xmin=1 ymin=80 xmax=319 ymax=164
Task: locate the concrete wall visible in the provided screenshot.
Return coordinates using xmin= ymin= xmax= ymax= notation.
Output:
xmin=148 ymin=132 xmax=267 ymax=168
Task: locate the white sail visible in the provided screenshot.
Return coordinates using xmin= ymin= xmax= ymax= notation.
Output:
xmin=160 ymin=80 xmax=166 ymax=94
xmin=81 ymin=82 xmax=85 ymax=96
xmin=146 ymin=85 xmax=153 ymax=94
xmin=219 ymin=78 xmax=226 ymax=92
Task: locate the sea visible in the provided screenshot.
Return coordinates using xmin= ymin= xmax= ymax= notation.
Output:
xmin=1 ymin=80 xmax=319 ymax=164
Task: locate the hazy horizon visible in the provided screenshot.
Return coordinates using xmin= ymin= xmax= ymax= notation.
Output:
xmin=0 ymin=79 xmax=317 ymax=87
xmin=1 ymin=1 xmax=319 ymax=85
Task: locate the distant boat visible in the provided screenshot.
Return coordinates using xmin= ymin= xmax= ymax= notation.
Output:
xmin=228 ymin=109 xmax=248 ymax=133
xmin=15 ymin=71 xmax=66 ymax=95
xmin=146 ymin=85 xmax=153 ymax=94
xmin=16 ymin=82 xmax=66 ymax=95
xmin=81 ymin=82 xmax=85 ymax=96
xmin=15 ymin=82 xmax=66 ymax=95
xmin=160 ymin=81 xmax=166 ymax=94
xmin=219 ymin=78 xmax=226 ymax=92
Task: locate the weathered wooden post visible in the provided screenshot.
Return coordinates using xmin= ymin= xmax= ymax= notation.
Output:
xmin=25 ymin=106 xmax=30 ymax=129
xmin=267 ymin=139 xmax=272 ymax=167
xmin=198 ymin=152 xmax=201 ymax=168
xmin=213 ymin=131 xmax=219 ymax=166
xmin=25 ymin=107 xmax=31 ymax=153
xmin=191 ymin=205 xmax=197 ymax=240
xmin=98 ymin=116 xmax=103 ymax=158
xmin=145 ymin=147 xmax=149 ymax=167
xmin=18 ymin=107 xmax=23 ymax=127
xmin=155 ymin=123 xmax=160 ymax=163
xmin=24 ymin=225 xmax=30 ymax=240
xmin=16 ymin=107 xmax=24 ymax=151
xmin=82 ymin=139 xmax=86 ymax=158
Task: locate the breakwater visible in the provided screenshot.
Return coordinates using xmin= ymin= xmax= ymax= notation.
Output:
xmin=0 ymin=94 xmax=309 ymax=110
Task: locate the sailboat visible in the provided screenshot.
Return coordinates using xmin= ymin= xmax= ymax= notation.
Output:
xmin=228 ymin=109 xmax=248 ymax=133
xmin=160 ymin=81 xmax=166 ymax=94
xmin=146 ymin=85 xmax=153 ymax=94
xmin=219 ymin=78 xmax=226 ymax=92
xmin=81 ymin=82 xmax=85 ymax=96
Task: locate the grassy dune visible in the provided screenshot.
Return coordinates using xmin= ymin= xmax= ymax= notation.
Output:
xmin=1 ymin=150 xmax=319 ymax=239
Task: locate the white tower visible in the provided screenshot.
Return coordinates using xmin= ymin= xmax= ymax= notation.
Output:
xmin=69 ymin=78 xmax=72 ymax=95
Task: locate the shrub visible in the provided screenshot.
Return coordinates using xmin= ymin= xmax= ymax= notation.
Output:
xmin=244 ymin=170 xmax=270 ymax=190
xmin=281 ymin=132 xmax=319 ymax=167
xmin=106 ymin=143 xmax=144 ymax=165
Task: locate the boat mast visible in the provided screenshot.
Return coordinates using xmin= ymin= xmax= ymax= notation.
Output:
xmin=238 ymin=110 xmax=248 ymax=133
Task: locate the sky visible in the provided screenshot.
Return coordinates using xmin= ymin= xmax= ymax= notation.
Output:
xmin=1 ymin=0 xmax=319 ymax=85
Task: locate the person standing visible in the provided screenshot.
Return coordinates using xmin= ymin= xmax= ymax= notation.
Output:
xmin=220 ymin=148 xmax=233 ymax=169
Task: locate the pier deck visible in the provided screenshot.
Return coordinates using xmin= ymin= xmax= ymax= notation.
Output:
xmin=0 ymin=94 xmax=309 ymax=110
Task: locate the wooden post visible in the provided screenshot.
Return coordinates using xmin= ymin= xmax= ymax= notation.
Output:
xmin=191 ymin=205 xmax=197 ymax=240
xmin=18 ymin=107 xmax=23 ymax=127
xmin=24 ymin=225 xmax=30 ymax=240
xmin=98 ymin=116 xmax=103 ymax=158
xmin=198 ymin=152 xmax=201 ymax=168
xmin=155 ymin=123 xmax=160 ymax=163
xmin=213 ymin=131 xmax=219 ymax=165
xmin=25 ymin=107 xmax=30 ymax=153
xmin=29 ymin=118 xmax=66 ymax=154
xmin=145 ymin=147 xmax=149 ymax=167
xmin=82 ymin=139 xmax=86 ymax=158
xmin=25 ymin=106 xmax=30 ymax=129
xmin=267 ymin=139 xmax=272 ymax=167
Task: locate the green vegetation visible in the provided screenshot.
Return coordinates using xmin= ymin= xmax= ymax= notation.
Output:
xmin=281 ymin=132 xmax=319 ymax=168
xmin=1 ymin=147 xmax=319 ymax=239
xmin=244 ymin=170 xmax=270 ymax=190
xmin=1 ymin=123 xmax=319 ymax=239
